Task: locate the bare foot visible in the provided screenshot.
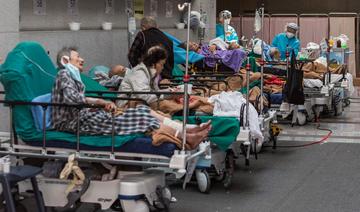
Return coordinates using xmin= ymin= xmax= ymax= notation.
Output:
xmin=186 ymin=125 xmax=212 ymax=149
xmin=186 ymin=120 xmax=211 ymax=133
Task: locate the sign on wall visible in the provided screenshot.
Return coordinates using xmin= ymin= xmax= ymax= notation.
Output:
xmin=150 ymin=0 xmax=158 ymax=17
xmin=33 ymin=0 xmax=46 ymax=15
xmin=105 ymin=0 xmax=115 ymax=15
xmin=165 ymin=1 xmax=173 ymax=18
xmin=134 ymin=0 xmax=144 ymax=20
xmin=68 ymin=0 xmax=79 ymax=16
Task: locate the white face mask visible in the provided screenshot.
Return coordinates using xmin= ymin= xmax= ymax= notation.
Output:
xmin=286 ymin=32 xmax=295 ymax=39
xmin=224 ymin=19 xmax=231 ymax=25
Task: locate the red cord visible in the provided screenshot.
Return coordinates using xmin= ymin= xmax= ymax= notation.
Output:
xmin=271 ymin=119 xmax=333 ymax=148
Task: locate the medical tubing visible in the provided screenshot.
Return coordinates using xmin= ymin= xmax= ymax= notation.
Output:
xmin=181 ymin=2 xmax=191 ymax=151
xmin=21 ymin=51 xmax=56 ymax=79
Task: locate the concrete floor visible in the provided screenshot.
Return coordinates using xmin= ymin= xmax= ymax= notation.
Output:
xmin=170 ymin=100 xmax=360 ymax=212
xmin=1 ymin=88 xmax=360 ymax=212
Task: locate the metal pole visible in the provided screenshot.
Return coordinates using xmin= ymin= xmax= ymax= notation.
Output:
xmin=181 ymin=2 xmax=191 ymax=151
xmin=325 ymin=39 xmax=330 ymax=85
xmin=260 ymin=6 xmax=265 ymax=118
xmin=42 ymin=106 xmax=47 ymax=154
xmin=286 ymin=48 xmax=290 ymax=79
xmin=9 ymin=106 xmax=14 ymax=149
xmin=111 ymin=112 xmax=115 ymax=159
xmin=76 ymin=108 xmax=80 ymax=153
xmin=246 ymin=59 xmax=251 ymax=128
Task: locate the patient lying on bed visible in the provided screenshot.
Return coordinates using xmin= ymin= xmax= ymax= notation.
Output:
xmin=179 ymin=41 xmax=247 ymax=73
xmin=52 ymin=46 xmax=211 ymax=150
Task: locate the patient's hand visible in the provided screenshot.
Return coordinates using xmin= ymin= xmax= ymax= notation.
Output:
xmin=209 ymin=44 xmax=217 ymax=53
xmin=97 ymin=99 xmax=116 ymax=113
xmin=104 ymin=101 xmax=117 ymax=113
xmin=228 ymin=42 xmax=240 ymax=50
xmin=169 ymin=87 xmax=181 ymax=92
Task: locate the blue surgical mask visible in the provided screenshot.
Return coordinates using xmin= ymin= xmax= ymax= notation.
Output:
xmin=64 ymin=63 xmax=82 ymax=83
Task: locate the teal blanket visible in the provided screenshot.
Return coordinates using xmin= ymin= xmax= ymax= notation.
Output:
xmin=0 ymin=41 xmax=140 ymax=146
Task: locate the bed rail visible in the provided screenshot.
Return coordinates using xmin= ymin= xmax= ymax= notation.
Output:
xmin=0 ymin=98 xmax=210 ymax=171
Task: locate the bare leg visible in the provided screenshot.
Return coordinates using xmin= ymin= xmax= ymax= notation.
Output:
xmin=157 ymin=124 xmax=211 ymax=150
xmin=185 ymin=126 xmax=212 ymax=149
xmin=151 ymin=110 xmax=212 ymax=133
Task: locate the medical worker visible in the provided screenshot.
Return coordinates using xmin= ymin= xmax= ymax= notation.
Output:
xmin=216 ymin=10 xmax=239 ymax=46
xmin=272 ymin=23 xmax=300 ymax=60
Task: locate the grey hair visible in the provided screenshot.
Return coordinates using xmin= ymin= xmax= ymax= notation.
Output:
xmin=140 ymin=16 xmax=157 ymax=30
xmin=56 ymin=46 xmax=78 ymax=69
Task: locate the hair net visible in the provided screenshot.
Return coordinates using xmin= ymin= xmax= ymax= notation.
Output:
xmin=286 ymin=23 xmax=299 ymax=31
xmin=219 ymin=10 xmax=232 ymax=19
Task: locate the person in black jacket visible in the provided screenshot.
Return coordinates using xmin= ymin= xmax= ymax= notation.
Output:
xmin=128 ymin=16 xmax=174 ymax=79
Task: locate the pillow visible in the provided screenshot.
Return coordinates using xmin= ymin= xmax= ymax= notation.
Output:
xmin=31 ymin=93 xmax=52 ymax=132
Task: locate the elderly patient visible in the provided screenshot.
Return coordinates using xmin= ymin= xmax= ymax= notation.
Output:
xmin=180 ymin=41 xmax=247 ymax=73
xmin=52 ymin=46 xmax=211 ymax=149
xmin=117 ymin=46 xmax=180 ymax=107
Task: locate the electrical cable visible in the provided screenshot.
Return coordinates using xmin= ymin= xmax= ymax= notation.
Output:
xmin=263 ymin=120 xmax=333 ymax=148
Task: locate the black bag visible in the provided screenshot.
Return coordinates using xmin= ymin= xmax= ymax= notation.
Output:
xmin=283 ymin=51 xmax=305 ymax=105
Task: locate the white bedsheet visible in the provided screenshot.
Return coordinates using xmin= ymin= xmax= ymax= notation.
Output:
xmin=208 ymin=91 xmax=264 ymax=143
xmin=303 ymin=73 xmax=354 ymax=95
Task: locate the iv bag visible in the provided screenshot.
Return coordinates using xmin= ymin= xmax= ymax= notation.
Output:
xmin=254 ymin=10 xmax=261 ymax=33
xmin=128 ymin=17 xmax=136 ymax=33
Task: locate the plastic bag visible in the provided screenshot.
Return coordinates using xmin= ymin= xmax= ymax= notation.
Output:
xmin=306 ymin=42 xmax=320 ymax=50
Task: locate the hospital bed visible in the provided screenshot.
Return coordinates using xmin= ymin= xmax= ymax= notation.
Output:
xmin=86 ymin=89 xmax=243 ymax=194
xmin=0 ymin=41 xmax=211 ymax=211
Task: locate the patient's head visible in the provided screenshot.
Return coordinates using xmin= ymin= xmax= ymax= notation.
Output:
xmin=143 ymin=46 xmax=168 ymax=76
xmin=218 ymin=10 xmax=232 ymax=24
xmin=57 ymin=46 xmax=84 ymax=72
xmin=179 ymin=41 xmax=200 ymax=52
xmin=269 ymin=47 xmax=280 ymax=61
xmin=141 ymin=16 xmax=157 ymax=31
xmin=109 ymin=65 xmax=127 ymax=78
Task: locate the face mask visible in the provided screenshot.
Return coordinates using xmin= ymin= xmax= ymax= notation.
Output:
xmin=224 ymin=19 xmax=231 ymax=25
xmin=61 ymin=56 xmax=82 ymax=83
xmin=64 ymin=63 xmax=82 ymax=83
xmin=286 ymin=32 xmax=295 ymax=39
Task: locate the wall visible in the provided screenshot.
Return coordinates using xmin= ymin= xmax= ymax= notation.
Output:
xmin=0 ymin=0 xmax=217 ymax=132
xmin=18 ymin=0 xmax=216 ymax=69
xmin=217 ymin=0 xmax=360 ymax=15
xmin=0 ymin=0 xmax=19 ymax=132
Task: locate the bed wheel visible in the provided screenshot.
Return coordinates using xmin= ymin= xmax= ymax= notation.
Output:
xmin=214 ymin=171 xmax=225 ymax=182
xmin=196 ymin=169 xmax=211 ymax=194
xmin=121 ymin=199 xmax=150 ymax=212
xmin=271 ymin=134 xmax=277 ymax=150
xmin=297 ymin=112 xmax=307 ymax=126
xmin=343 ymin=99 xmax=350 ymax=107
xmin=154 ymin=186 xmax=172 ymax=212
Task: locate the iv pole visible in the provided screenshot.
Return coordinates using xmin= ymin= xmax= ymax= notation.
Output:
xmin=259 ymin=5 xmax=265 ymax=131
xmin=178 ymin=2 xmax=192 ymax=152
